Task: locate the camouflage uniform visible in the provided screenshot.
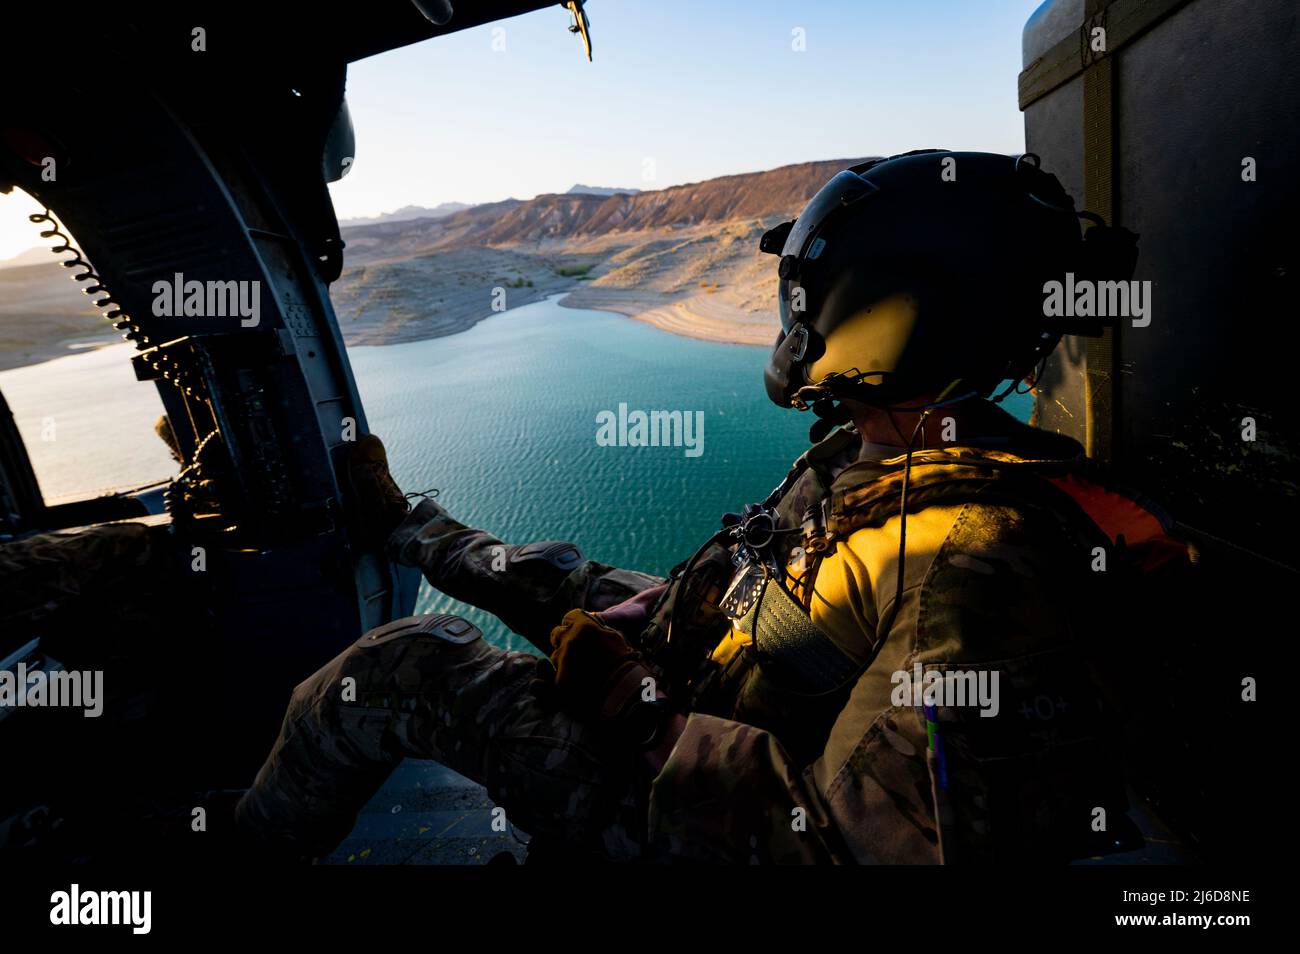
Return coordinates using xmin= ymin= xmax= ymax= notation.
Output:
xmin=0 ymin=522 xmax=162 ymax=631
xmin=238 ymin=407 xmax=1187 ymax=863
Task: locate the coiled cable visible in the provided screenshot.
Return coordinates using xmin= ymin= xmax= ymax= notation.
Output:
xmin=28 ymin=208 xmax=148 ymax=348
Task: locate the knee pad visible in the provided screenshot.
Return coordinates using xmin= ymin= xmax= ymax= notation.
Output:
xmin=509 ymin=541 xmax=583 ymax=572
xmin=361 ymin=613 xmax=483 ymax=647
xmin=338 ymin=614 xmax=486 ymax=713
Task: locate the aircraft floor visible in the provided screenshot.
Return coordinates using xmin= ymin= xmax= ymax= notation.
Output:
xmin=322 ymin=760 xmax=526 ymax=865
xmin=320 ymin=765 xmax=1190 ymax=866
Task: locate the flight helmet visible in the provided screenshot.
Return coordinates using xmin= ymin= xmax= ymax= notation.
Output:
xmin=760 ymin=150 xmax=1136 ymax=421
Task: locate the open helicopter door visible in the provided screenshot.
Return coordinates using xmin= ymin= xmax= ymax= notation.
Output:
xmin=0 ymin=67 xmax=421 ymax=785
xmin=1020 ymin=0 xmax=1296 ymax=863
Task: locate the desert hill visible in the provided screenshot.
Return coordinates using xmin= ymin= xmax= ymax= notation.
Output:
xmin=333 ymin=157 xmax=871 ymax=347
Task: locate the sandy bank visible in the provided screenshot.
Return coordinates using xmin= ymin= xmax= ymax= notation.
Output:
xmin=558 ymin=285 xmax=778 ymax=347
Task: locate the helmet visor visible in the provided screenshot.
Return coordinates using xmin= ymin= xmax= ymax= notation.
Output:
xmin=778 ymin=170 xmax=879 ymax=332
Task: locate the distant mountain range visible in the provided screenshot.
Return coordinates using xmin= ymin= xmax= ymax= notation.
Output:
xmin=340 ymin=159 xmax=868 ymax=258
xmin=337 ymin=202 xmax=471 ymax=228
xmin=337 ymin=186 xmax=639 ymax=228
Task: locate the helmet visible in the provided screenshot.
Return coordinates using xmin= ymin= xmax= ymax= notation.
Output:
xmin=760 ymin=150 xmax=1135 ymax=416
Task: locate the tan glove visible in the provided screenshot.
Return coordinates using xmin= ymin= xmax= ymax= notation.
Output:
xmin=548 ymin=608 xmax=656 ymax=723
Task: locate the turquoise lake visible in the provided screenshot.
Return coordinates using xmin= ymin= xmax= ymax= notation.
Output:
xmin=352 ymin=297 xmax=812 ymax=651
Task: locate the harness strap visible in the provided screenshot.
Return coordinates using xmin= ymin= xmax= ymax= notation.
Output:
xmin=803 ymin=457 xmax=1082 ymax=554
xmin=737 ymin=576 xmax=861 ymax=695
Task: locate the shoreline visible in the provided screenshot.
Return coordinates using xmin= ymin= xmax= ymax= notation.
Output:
xmin=556 ymin=286 xmax=776 ymax=347
xmin=0 ymin=334 xmax=118 ymax=374
xmin=1 ymin=289 xmax=777 ymax=373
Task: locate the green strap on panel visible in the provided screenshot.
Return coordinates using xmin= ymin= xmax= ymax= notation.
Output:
xmin=1020 ymin=0 xmax=1194 ymax=461
xmin=1082 ymin=35 xmax=1116 ymax=462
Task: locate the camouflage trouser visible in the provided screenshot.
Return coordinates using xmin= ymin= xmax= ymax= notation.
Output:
xmin=236 ymin=499 xmax=666 ymax=859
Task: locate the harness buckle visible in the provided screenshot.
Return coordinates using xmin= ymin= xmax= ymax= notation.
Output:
xmin=802 ymin=498 xmax=834 ymax=554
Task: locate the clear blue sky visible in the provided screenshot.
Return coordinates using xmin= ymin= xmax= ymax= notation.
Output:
xmin=329 ymin=0 xmax=1045 ymax=218
xmin=0 ymin=1 xmax=1045 ymax=257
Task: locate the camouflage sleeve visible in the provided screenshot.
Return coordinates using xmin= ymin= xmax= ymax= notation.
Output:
xmin=647 ymin=712 xmax=844 ymax=863
xmin=645 ymin=671 xmax=942 ymax=864
xmin=0 ymin=522 xmax=160 ymax=629
xmin=389 ymin=498 xmax=665 ymax=650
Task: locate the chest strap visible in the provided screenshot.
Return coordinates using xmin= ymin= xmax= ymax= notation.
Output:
xmin=736 ymin=574 xmax=861 ymax=695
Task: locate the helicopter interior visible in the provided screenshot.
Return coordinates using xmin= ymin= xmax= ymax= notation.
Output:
xmin=0 ymin=0 xmax=571 ymax=860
